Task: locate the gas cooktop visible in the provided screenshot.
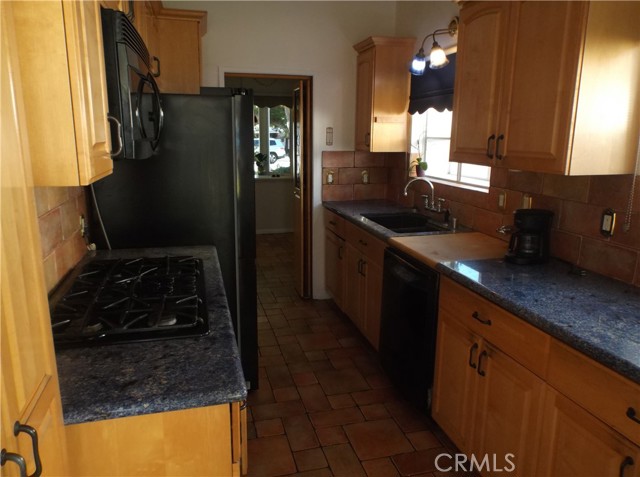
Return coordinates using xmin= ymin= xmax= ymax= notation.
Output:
xmin=49 ymin=256 xmax=209 ymax=347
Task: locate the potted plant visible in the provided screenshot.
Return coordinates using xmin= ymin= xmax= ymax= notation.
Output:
xmin=409 ymin=157 xmax=428 ymax=177
xmin=254 ymin=152 xmax=269 ymax=175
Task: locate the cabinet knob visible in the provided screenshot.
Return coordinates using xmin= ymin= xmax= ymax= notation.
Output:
xmin=471 ymin=311 xmax=492 ymax=326
xmin=14 ymin=422 xmax=42 ymax=477
xmin=495 ymin=134 xmax=505 ymax=160
xmin=477 ymin=350 xmax=488 ymax=377
xmin=626 ymin=407 xmax=640 ymax=424
xmin=619 ymin=456 xmax=634 ymax=477
xmin=468 ymin=343 xmax=479 ymax=369
xmin=486 ymin=134 xmax=496 ymax=159
xmin=1 ymin=449 xmax=27 ymax=477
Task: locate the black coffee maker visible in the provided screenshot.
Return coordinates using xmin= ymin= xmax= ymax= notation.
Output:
xmin=505 ymin=209 xmax=554 ymax=265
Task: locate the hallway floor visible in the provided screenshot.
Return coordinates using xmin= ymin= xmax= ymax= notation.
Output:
xmin=247 ymin=233 xmax=465 ymax=477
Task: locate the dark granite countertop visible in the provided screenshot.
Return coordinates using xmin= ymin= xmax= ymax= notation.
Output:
xmin=323 ymin=199 xmax=470 ymax=241
xmin=437 ymin=258 xmax=640 ymax=385
xmin=54 ymin=246 xmax=247 ymax=425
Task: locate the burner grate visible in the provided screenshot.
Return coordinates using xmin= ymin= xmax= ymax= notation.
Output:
xmin=50 ymin=256 xmax=209 ymax=347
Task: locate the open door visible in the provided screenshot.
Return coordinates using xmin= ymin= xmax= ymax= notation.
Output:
xmin=292 ymin=81 xmax=312 ymax=298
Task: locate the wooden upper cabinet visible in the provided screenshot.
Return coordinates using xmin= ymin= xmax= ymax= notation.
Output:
xmin=2 ymin=4 xmax=69 ymax=474
xmin=451 ymin=1 xmax=640 ymax=176
xmin=12 ymin=0 xmax=113 ymax=186
xmin=353 ymin=37 xmax=415 ymax=152
xmin=138 ymin=3 xmax=207 ymax=94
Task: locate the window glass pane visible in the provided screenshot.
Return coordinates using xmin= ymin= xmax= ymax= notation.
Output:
xmin=410 ymin=108 xmax=490 ymax=189
xmin=254 ymin=105 xmax=292 ymax=176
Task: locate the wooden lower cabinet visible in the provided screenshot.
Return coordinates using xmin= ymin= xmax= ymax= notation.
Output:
xmin=324 ymin=228 xmax=345 ymax=309
xmin=342 ymin=225 xmax=385 ymax=350
xmin=432 ymin=310 xmax=545 ymax=476
xmin=434 ymin=277 xmax=640 ymax=476
xmin=537 ymin=390 xmax=640 ymax=477
xmin=66 ymin=402 xmax=246 ymax=476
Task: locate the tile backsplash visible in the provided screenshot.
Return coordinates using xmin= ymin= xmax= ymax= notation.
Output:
xmin=34 ymin=186 xmax=88 ymax=292
xmin=323 ymin=150 xmax=640 ymax=287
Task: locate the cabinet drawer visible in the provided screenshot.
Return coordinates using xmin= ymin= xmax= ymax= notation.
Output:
xmin=345 ymin=221 xmax=386 ymax=265
xmin=548 ymin=340 xmax=640 ymax=446
xmin=439 ymin=277 xmax=550 ymax=378
xmin=324 ymin=209 xmax=345 ymax=237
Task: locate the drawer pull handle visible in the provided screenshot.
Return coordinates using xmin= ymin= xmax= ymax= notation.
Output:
xmin=619 ymin=456 xmax=634 ymax=477
xmin=472 ymin=311 xmax=492 ymax=326
xmin=626 ymin=407 xmax=640 ymax=424
xmin=468 ymin=343 xmax=478 ymax=369
xmin=495 ymin=134 xmax=505 ymax=160
xmin=486 ymin=134 xmax=495 ymax=159
xmin=1 ymin=449 xmax=27 ymax=477
xmin=477 ymin=350 xmax=488 ymax=377
xmin=14 ymin=422 xmax=42 ymax=477
xmin=329 ymin=220 xmax=337 ymax=226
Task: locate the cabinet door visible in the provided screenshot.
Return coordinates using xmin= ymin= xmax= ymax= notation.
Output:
xmin=344 ymin=242 xmax=365 ymax=332
xmin=362 ymin=258 xmax=383 ymax=350
xmin=431 ymin=311 xmax=479 ymax=452
xmin=152 ymin=16 xmax=202 ymax=94
xmin=1 ymin=6 xmax=69 ymax=474
xmin=63 ymin=0 xmax=114 ymax=184
xmin=538 ymin=390 xmax=640 ymax=477
xmin=499 ymin=1 xmax=587 ymax=173
xmin=450 ymin=1 xmax=510 ymax=166
xmin=355 ymin=47 xmax=374 ymax=151
xmin=325 ymin=230 xmax=345 ymax=310
xmin=472 ymin=342 xmax=546 ymax=477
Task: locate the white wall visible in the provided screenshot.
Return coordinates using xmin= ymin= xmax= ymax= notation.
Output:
xmin=164 ymin=0 xmax=459 ymax=298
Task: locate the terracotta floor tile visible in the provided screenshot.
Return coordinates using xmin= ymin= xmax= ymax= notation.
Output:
xmin=309 ymin=407 xmax=365 ymax=429
xmin=310 ymin=359 xmax=335 ymax=372
xmin=305 ymin=350 xmax=327 ymax=361
xmin=385 ymin=401 xmax=431 ymax=433
xmin=277 ymin=335 xmax=298 ymax=345
xmin=273 ymin=386 xmax=300 ymax=403
xmin=260 ymin=345 xmax=282 ymax=356
xmin=316 ymin=426 xmax=349 ymax=446
xmin=323 ymin=443 xmax=366 ymax=476
xmin=251 ymin=400 xmax=307 ymax=421
xmin=406 ymin=431 xmax=442 ymax=451
xmin=294 ymin=448 xmax=329 ymax=472
xmin=248 ymin=380 xmax=275 ymax=406
xmin=329 ymin=357 xmax=355 ymax=369
xmin=281 ymin=342 xmax=307 ymax=363
xmin=315 ymin=368 xmax=370 ymax=395
xmin=260 ymin=354 xmax=287 ymax=367
xmin=298 ymin=331 xmax=342 ymax=351
xmin=366 ymin=373 xmax=393 ymax=389
xmin=296 ymin=468 xmax=334 ymax=477
xmin=266 ymin=364 xmax=295 ymax=389
xmin=283 ymin=414 xmax=320 ymax=451
xmin=344 ymin=419 xmax=413 ymax=461
xmin=298 ymin=384 xmax=332 ymax=412
xmin=247 ymin=435 xmax=296 ymax=476
xmin=293 ymin=371 xmax=319 ymax=387
xmin=392 ymin=448 xmax=446 ymax=476
xmin=327 ymin=393 xmax=356 ymax=410
xmin=360 ymin=403 xmax=390 ymax=421
xmin=255 ymin=418 xmax=285 ymax=437
xmin=362 ymin=457 xmax=401 ymax=477
xmin=351 ymin=388 xmax=399 ymax=406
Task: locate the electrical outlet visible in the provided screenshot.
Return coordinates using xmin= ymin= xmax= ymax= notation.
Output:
xmin=498 ymin=190 xmax=507 ymax=210
xmin=521 ymin=193 xmax=532 ymax=209
xmin=601 ymin=208 xmax=616 ymax=236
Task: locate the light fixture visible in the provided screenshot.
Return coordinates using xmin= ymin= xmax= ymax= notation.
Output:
xmin=410 ymin=17 xmax=459 ymax=75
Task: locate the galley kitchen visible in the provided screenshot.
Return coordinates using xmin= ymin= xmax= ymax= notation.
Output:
xmin=2 ymin=1 xmax=639 ymax=477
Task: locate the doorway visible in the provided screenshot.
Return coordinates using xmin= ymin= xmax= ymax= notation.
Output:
xmin=224 ymin=73 xmax=313 ymax=299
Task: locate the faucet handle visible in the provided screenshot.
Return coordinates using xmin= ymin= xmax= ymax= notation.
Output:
xmin=420 ymin=194 xmax=431 ymax=209
xmin=436 ymin=198 xmax=446 ymax=212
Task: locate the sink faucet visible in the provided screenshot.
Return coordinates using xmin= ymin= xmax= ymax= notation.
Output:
xmin=403 ymin=177 xmax=436 ymax=210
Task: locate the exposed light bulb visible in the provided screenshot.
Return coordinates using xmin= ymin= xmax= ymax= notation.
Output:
xmin=409 ymin=48 xmax=427 ymax=75
xmin=429 ymin=42 xmax=449 ymax=69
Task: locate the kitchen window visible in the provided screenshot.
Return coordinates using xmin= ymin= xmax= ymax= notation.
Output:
xmin=410 ymin=108 xmax=491 ymax=189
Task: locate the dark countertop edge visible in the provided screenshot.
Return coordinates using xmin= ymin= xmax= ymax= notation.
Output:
xmin=55 ymin=246 xmax=248 ymax=425
xmin=436 ymin=263 xmax=640 ymax=385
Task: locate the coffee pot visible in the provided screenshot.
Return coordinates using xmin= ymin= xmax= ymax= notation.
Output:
xmin=505 ymin=209 xmax=554 ymax=265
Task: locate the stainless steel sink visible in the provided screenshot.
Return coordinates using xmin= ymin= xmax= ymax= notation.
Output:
xmin=361 ymin=212 xmax=449 ymax=234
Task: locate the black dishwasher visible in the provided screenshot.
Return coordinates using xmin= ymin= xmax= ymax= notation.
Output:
xmin=379 ymin=247 xmax=439 ymax=411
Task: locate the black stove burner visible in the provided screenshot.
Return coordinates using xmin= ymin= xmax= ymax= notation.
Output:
xmin=50 ymin=256 xmax=209 ymax=347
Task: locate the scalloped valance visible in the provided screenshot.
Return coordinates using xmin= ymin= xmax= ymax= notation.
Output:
xmin=408 ymin=53 xmax=456 ymax=114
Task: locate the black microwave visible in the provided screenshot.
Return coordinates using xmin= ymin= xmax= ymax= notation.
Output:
xmin=101 ymin=8 xmax=163 ymax=160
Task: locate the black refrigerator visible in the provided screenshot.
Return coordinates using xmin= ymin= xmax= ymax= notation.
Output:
xmin=91 ymin=88 xmax=258 ymax=389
